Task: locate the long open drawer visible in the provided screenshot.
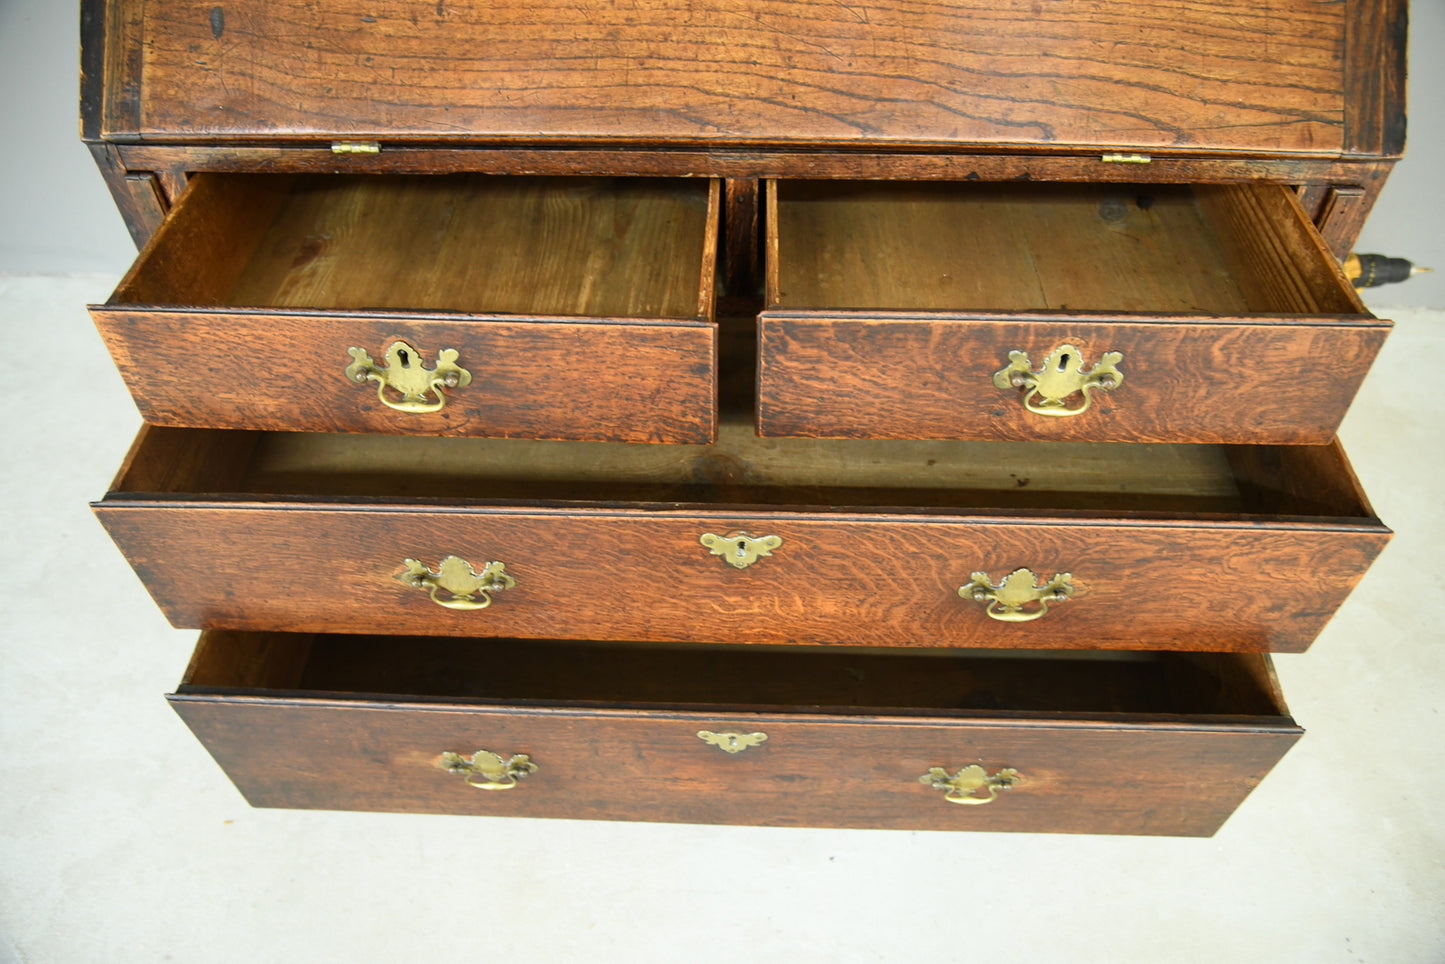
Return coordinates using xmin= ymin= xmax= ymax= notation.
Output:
xmin=170 ymin=632 xmax=1303 ymax=836
xmin=96 ymin=420 xmax=1389 ymax=653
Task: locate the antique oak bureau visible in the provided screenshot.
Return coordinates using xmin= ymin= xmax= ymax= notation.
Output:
xmin=82 ymin=0 xmax=1403 ymax=835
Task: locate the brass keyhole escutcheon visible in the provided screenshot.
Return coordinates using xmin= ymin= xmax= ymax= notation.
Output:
xmin=994 ymin=344 xmax=1123 ymax=417
xmin=398 ymin=556 xmax=515 ymax=610
xmin=346 ymin=340 xmax=471 ymax=413
xmin=961 ymin=568 xmax=1074 ymax=622
xmin=697 ymin=730 xmax=768 ymax=754
xmin=921 ymin=765 xmax=1021 ymax=805
xmin=439 ymin=750 xmax=538 ymax=790
xmin=700 ymin=531 xmax=783 ymax=569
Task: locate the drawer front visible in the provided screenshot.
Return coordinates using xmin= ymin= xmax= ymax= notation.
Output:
xmin=169 ymin=698 xmax=1299 ymax=837
xmin=93 ymin=308 xmax=717 ymax=443
xmin=98 ymin=505 xmax=1387 ymax=653
xmin=757 ymin=313 xmax=1387 ymax=443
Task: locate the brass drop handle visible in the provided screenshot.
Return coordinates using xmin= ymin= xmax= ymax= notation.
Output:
xmin=398 ymin=556 xmax=515 ymax=610
xmin=994 ymin=344 xmax=1122 ymax=417
xmin=440 ymin=750 xmax=537 ymax=790
xmin=961 ymin=568 xmax=1073 ymax=622
xmin=921 ymin=765 xmax=1021 ymax=805
xmin=346 ymin=339 xmax=471 ymax=413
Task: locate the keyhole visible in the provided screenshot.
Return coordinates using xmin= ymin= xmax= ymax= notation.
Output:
xmin=398 ymin=348 xmax=411 ymax=367
xmin=737 ymin=541 xmax=748 ymax=556
xmin=1056 ymin=353 xmax=1071 ymax=372
xmin=727 ymin=736 xmax=738 ymax=748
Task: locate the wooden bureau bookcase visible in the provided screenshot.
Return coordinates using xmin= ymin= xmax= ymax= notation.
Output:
xmin=82 ymin=0 xmax=1405 ymax=835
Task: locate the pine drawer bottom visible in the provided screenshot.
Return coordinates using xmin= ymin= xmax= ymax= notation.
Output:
xmin=169 ymin=632 xmax=1302 ymax=836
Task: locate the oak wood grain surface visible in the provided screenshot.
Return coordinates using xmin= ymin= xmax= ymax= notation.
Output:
xmin=1343 ymin=0 xmax=1408 ymax=157
xmin=169 ymin=695 xmax=1299 ymax=836
xmin=96 ymin=308 xmax=719 ymax=442
xmin=109 ymin=173 xmax=716 ymax=317
xmin=100 ymin=0 xmax=1360 ymax=156
xmin=757 ymin=314 xmax=1387 ymax=443
xmin=770 ymin=181 xmax=1365 ymax=316
xmin=776 ymin=183 xmax=1231 ymax=313
xmin=228 ymin=176 xmax=714 ymax=317
xmin=95 ymin=426 xmax=1389 ymax=653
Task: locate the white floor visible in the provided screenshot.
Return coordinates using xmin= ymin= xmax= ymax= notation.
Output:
xmin=2 ymin=274 xmax=1442 ymax=963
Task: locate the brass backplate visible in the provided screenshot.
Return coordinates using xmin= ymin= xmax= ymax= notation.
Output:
xmin=399 ymin=556 xmax=515 ymax=610
xmin=921 ymin=765 xmax=1021 ymax=805
xmin=700 ymin=531 xmax=783 ymax=569
xmin=440 ymin=750 xmax=538 ymax=790
xmin=346 ymin=340 xmax=471 ymax=413
xmin=993 ymin=344 xmax=1123 ymax=417
xmin=696 ymin=730 xmax=769 ymax=753
xmin=961 ymin=568 xmax=1074 ymax=622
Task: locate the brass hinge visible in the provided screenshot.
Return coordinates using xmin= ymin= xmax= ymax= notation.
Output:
xmin=331 ymin=140 xmax=381 ymax=154
xmin=1101 ymin=153 xmax=1151 ymax=164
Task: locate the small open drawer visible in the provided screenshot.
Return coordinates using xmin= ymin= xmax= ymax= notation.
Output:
xmin=93 ymin=174 xmax=720 ymax=443
xmin=759 ymin=180 xmax=1389 ymax=443
xmin=96 ymin=419 xmax=1389 ymax=653
xmin=170 ymin=631 xmax=1302 ymax=836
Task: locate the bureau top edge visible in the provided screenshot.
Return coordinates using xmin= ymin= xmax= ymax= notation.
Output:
xmin=81 ymin=0 xmax=1406 ymax=160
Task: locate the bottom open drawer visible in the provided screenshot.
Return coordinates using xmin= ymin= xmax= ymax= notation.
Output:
xmin=170 ymin=633 xmax=1302 ymax=836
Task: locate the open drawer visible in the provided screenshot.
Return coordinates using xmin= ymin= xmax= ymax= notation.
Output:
xmin=96 ymin=419 xmax=1389 ymax=653
xmin=92 ymin=174 xmax=720 ymax=443
xmin=170 ymin=631 xmax=1302 ymax=836
xmin=759 ymin=180 xmax=1389 ymax=443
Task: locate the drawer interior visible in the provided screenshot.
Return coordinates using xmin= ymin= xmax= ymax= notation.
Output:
xmin=179 ymin=631 xmax=1291 ymax=720
xmin=111 ymin=418 xmax=1374 ymax=519
xmin=768 ymin=180 xmax=1363 ymax=316
xmin=110 ymin=173 xmax=717 ymax=320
